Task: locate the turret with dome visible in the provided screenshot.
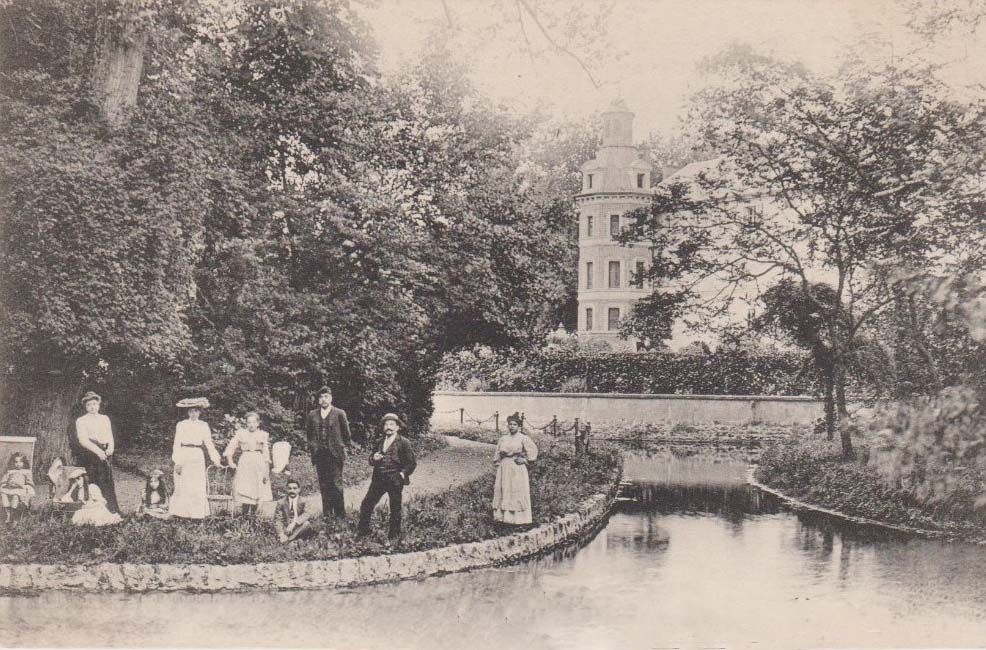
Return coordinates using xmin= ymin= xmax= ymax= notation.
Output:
xmin=575 ymin=100 xmax=653 ymax=351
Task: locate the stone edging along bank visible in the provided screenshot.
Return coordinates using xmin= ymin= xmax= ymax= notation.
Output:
xmin=0 ymin=470 xmax=622 ymax=594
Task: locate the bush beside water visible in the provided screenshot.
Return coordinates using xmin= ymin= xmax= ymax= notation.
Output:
xmin=756 ymin=433 xmax=986 ymax=537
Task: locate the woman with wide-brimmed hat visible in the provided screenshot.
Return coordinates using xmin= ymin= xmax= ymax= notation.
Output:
xmin=74 ymin=391 xmax=120 ymax=514
xmin=168 ymin=397 xmax=221 ymax=519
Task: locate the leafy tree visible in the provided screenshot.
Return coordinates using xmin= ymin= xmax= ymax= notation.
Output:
xmin=621 ymin=45 xmax=986 ymax=458
xmin=0 ymin=0 xmax=221 ymax=469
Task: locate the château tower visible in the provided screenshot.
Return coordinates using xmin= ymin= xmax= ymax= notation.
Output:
xmin=575 ymin=100 xmax=652 ymax=351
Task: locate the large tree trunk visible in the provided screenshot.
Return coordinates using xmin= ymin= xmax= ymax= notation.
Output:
xmin=823 ymin=368 xmax=835 ymax=441
xmin=91 ymin=5 xmax=147 ymax=128
xmin=0 ymin=371 xmax=82 ymax=483
xmin=906 ymin=295 xmax=944 ymax=394
xmin=834 ymin=359 xmax=854 ymax=460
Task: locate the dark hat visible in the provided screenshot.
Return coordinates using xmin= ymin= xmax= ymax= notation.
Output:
xmin=81 ymin=391 xmax=101 ymax=405
xmin=506 ymin=412 xmax=523 ymax=425
xmin=380 ymin=413 xmax=405 ymax=429
xmin=176 ymin=397 xmax=210 ymax=409
xmin=316 ymin=386 xmax=333 ymax=396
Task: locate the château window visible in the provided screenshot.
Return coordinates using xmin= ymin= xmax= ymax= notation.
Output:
xmin=586 ymin=262 xmax=593 ymax=289
xmin=608 ymin=261 xmax=620 ymax=288
xmin=610 ymin=215 xmax=620 ymax=239
xmin=585 ymin=308 xmax=594 ymax=331
xmin=587 ymin=215 xmax=593 ymax=237
xmin=637 ymin=173 xmax=645 ymax=188
xmin=587 ymin=174 xmax=593 ymax=189
xmin=608 ymin=307 xmax=620 ymax=331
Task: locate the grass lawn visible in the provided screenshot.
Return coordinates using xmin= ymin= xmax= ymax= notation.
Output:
xmin=0 ymin=440 xmax=619 ymax=565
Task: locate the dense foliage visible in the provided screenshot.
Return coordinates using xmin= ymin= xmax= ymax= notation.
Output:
xmin=0 ymin=0 xmax=586 ymax=459
xmin=437 ymin=347 xmax=820 ymax=396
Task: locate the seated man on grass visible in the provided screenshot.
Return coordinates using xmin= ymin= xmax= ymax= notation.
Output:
xmin=273 ymin=479 xmax=315 ymax=543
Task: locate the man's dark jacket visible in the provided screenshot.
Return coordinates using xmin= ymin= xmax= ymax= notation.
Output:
xmin=305 ymin=406 xmax=352 ymax=460
xmin=368 ymin=434 xmax=416 ymax=485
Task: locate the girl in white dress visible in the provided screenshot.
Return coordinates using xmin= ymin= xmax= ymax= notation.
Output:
xmin=168 ymin=398 xmax=221 ymax=519
xmin=492 ymin=412 xmax=539 ymax=525
xmin=62 ymin=469 xmax=122 ymax=527
xmin=224 ymin=412 xmax=273 ymax=516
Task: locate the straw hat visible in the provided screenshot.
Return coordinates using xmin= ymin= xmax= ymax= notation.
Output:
xmin=81 ymin=391 xmax=101 ymax=405
xmin=176 ymin=397 xmax=210 ymax=409
xmin=380 ymin=413 xmax=405 ymax=429
xmin=67 ymin=468 xmax=87 ymax=480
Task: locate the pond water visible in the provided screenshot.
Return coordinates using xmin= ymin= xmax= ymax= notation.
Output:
xmin=3 ymin=449 xmax=986 ymax=649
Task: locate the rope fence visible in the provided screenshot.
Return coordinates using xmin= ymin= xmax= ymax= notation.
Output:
xmin=440 ymin=408 xmax=592 ymax=456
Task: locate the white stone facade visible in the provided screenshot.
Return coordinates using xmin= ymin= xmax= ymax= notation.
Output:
xmin=576 ymin=101 xmax=653 ymax=351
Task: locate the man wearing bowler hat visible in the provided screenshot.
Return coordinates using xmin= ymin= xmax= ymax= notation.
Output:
xmin=305 ymin=386 xmax=352 ymax=519
xmin=357 ymin=413 xmax=416 ymax=543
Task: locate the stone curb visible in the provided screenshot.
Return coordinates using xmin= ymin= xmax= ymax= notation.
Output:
xmin=0 ymin=468 xmax=622 ymax=594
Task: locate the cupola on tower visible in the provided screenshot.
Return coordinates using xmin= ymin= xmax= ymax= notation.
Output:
xmin=575 ymin=100 xmax=652 ymax=351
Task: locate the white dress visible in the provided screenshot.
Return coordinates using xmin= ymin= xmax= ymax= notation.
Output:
xmin=71 ymin=484 xmax=122 ymax=527
xmin=169 ymin=419 xmax=220 ymax=519
xmin=224 ymin=428 xmax=273 ymax=507
xmin=492 ymin=433 xmax=539 ymax=524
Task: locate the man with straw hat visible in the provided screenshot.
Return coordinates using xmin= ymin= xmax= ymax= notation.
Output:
xmin=356 ymin=413 xmax=416 ymax=543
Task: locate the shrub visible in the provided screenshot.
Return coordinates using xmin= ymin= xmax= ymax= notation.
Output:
xmin=438 ymin=347 xmax=822 ymax=396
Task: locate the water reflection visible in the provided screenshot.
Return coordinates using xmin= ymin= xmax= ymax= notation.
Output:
xmin=5 ymin=449 xmax=986 ymax=649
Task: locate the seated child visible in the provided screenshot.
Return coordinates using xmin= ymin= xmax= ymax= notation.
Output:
xmin=1 ymin=452 xmax=35 ymax=523
xmin=273 ymin=479 xmax=315 ymax=543
xmin=138 ymin=469 xmax=171 ymax=519
xmin=62 ymin=468 xmax=122 ymax=527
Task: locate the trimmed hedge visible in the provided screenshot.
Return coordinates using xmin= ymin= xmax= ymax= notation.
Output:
xmin=438 ymin=348 xmax=820 ymax=396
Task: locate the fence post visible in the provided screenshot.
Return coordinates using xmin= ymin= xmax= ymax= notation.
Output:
xmin=585 ymin=422 xmax=591 ymax=453
xmin=459 ymin=408 xmax=464 ymax=424
xmin=521 ymin=412 xmax=525 ymax=427
xmin=552 ymin=415 xmax=558 ymax=436
xmin=494 ymin=411 xmax=499 ymax=433
xmin=574 ymin=417 xmax=581 ymax=456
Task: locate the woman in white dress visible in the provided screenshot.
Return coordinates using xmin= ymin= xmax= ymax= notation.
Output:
xmin=169 ymin=398 xmax=221 ymax=519
xmin=492 ymin=412 xmax=539 ymax=525
xmin=224 ymin=411 xmax=273 ymax=516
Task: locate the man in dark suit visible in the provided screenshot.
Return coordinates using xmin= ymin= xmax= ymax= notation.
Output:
xmin=273 ymin=479 xmax=315 ymax=543
xmin=305 ymin=386 xmax=352 ymax=519
xmin=356 ymin=413 xmax=417 ymax=543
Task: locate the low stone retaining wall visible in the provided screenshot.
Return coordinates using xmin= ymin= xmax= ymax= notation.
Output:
xmin=432 ymin=390 xmax=851 ymax=427
xmin=0 ymin=477 xmax=620 ymax=593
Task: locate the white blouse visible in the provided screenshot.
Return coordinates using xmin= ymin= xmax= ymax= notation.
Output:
xmin=76 ymin=413 xmax=114 ymax=455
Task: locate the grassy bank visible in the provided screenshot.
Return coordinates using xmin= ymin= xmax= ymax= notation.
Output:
xmin=755 ymin=437 xmax=986 ymax=538
xmin=0 ymin=443 xmax=619 ymax=565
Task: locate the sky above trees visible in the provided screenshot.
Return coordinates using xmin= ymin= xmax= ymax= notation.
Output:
xmin=359 ymin=0 xmax=986 ymax=137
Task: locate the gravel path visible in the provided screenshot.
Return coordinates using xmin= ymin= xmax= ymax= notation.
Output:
xmin=343 ymin=434 xmax=493 ymax=510
xmin=104 ymin=435 xmax=494 ymax=518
